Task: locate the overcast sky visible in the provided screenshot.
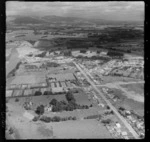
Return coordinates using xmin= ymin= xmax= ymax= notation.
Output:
xmin=6 ymin=1 xmax=144 ymax=21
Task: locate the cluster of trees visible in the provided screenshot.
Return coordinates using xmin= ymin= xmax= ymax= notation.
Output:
xmin=33 ymin=30 xmax=40 ymax=35
xmin=84 ymin=114 xmax=102 ymax=120
xmin=34 ymin=91 xmax=42 ymax=96
xmin=43 ymin=31 xmax=49 ymax=35
xmin=67 ymin=39 xmax=92 ymax=49
xmin=49 ymin=92 xmax=89 ymax=112
xmin=38 ymin=115 xmax=77 ymax=123
xmin=97 ymin=28 xmax=143 ymax=43
xmin=85 ymin=27 xmax=143 ymax=55
xmin=46 ymin=62 xmax=60 ymax=67
xmin=107 ymin=51 xmax=124 ymax=57
xmin=101 ymin=119 xmax=113 ymax=126
xmin=34 ymin=90 xmax=67 ymax=96
xmin=63 ymin=51 xmax=72 ymax=56
xmin=34 ymin=91 xmax=91 ymax=116
xmin=80 ymin=50 xmax=86 ymax=53
xmin=15 ymin=34 xmax=26 ymax=38
xmin=35 ymin=105 xmax=45 ymax=115
xmin=15 ymin=98 xmax=19 ymax=102
xmin=8 ymin=127 xmax=14 ymax=135
xmin=43 ymin=91 xmax=53 ymax=95
xmin=106 ymin=105 xmax=110 ymax=110
xmin=104 ymin=110 xmax=114 ymax=116
xmin=75 ymin=55 xmax=111 ymax=62
xmin=35 ymin=52 xmax=47 ymax=57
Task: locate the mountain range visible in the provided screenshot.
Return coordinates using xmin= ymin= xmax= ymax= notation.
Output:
xmin=6 ymin=15 xmax=144 ymax=25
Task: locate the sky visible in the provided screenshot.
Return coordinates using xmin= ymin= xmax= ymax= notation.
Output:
xmin=6 ymin=1 xmax=144 ymax=21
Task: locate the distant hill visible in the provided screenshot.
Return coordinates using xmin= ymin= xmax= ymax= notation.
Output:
xmin=6 ymin=15 xmax=144 ymax=25
xmin=13 ymin=16 xmax=47 ymax=24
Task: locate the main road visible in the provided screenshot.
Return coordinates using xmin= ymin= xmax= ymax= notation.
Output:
xmin=73 ymin=61 xmax=140 ymax=139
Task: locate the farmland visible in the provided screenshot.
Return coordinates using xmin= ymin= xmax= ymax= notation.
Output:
xmin=99 ymin=87 xmax=144 ymax=117
xmin=120 ymin=83 xmax=144 ymax=96
xmin=6 ymin=7 xmax=144 ymax=139
xmin=48 ymin=119 xmax=112 ymax=139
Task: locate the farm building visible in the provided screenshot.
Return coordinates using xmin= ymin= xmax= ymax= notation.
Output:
xmin=51 ymin=87 xmax=64 ymax=93
xmin=59 ymin=82 xmax=62 ymax=87
xmin=21 ymin=84 xmax=28 ymax=89
xmin=13 ymin=90 xmax=23 ymax=97
xmin=40 ymin=82 xmax=47 ymax=87
xmin=56 ymin=82 xmax=60 ymax=87
xmin=15 ymin=84 xmax=22 ymax=89
xmin=23 ymin=89 xmax=33 ymax=96
xmin=10 ymin=84 xmax=16 ymax=89
xmin=6 ymin=90 xmax=13 ymax=97
xmin=61 ymin=82 xmax=67 ymax=87
xmin=66 ymin=81 xmax=72 ymax=87
xmin=51 ymin=82 xmax=55 ymax=88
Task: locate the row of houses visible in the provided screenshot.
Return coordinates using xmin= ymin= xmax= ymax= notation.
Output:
xmin=118 ymin=108 xmax=145 ymax=138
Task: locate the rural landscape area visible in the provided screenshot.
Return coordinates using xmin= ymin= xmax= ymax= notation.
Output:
xmin=5 ymin=1 xmax=144 ymax=139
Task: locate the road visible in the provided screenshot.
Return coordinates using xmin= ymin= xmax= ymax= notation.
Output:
xmin=73 ymin=61 xmax=140 ymax=139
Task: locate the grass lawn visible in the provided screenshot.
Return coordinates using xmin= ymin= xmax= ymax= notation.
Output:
xmin=101 ymin=75 xmax=141 ymax=84
xmin=110 ymin=88 xmax=144 ymax=117
xmin=46 ymin=119 xmax=112 ymax=139
xmin=120 ymin=83 xmax=144 ymax=96
xmin=73 ymin=93 xmax=92 ymax=106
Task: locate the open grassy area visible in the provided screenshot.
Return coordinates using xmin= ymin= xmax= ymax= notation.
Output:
xmin=73 ymin=92 xmax=92 ymax=106
xmin=44 ymin=107 xmax=104 ymax=119
xmin=10 ymin=74 xmax=46 ymax=85
xmin=120 ymin=83 xmax=144 ymax=96
xmin=101 ymin=75 xmax=141 ymax=84
xmin=6 ymin=92 xmax=108 ymax=139
xmin=46 ymin=119 xmax=112 ymax=139
xmin=106 ymin=88 xmax=144 ymax=117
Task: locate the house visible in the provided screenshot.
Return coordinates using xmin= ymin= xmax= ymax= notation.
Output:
xmin=10 ymin=84 xmax=16 ymax=89
xmin=23 ymin=89 xmax=32 ymax=96
xmin=6 ymin=90 xmax=13 ymax=97
xmin=98 ymin=103 xmax=105 ymax=107
xmin=125 ymin=110 xmax=131 ymax=115
xmin=45 ymin=105 xmax=52 ymax=112
xmin=52 ymin=87 xmax=64 ymax=93
xmin=121 ymin=131 xmax=127 ymax=136
xmin=116 ymin=122 xmax=121 ymax=128
xmin=21 ymin=84 xmax=28 ymax=89
xmin=13 ymin=90 xmax=23 ymax=97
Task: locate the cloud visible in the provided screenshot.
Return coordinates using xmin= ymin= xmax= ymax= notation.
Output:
xmin=6 ymin=1 xmax=144 ymax=21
